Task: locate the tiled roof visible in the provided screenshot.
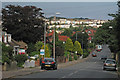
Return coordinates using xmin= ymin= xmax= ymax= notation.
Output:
xmin=58 ymin=35 xmax=69 ymax=42
xmin=9 ymin=39 xmax=27 ymax=49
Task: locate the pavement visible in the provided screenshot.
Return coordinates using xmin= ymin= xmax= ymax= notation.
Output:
xmin=2 ymin=51 xmax=92 ymax=79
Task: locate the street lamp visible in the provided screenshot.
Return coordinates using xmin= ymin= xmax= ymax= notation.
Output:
xmin=82 ymin=32 xmax=84 ymax=58
xmin=53 ymin=12 xmax=61 ymax=59
xmin=44 ymin=13 xmax=47 ymax=58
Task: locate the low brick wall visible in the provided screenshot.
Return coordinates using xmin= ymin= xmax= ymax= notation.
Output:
xmin=35 ymin=59 xmax=40 ymax=67
xmin=2 ymin=61 xmax=17 ymax=71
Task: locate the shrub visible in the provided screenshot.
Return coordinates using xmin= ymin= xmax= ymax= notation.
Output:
xmin=64 ymin=51 xmax=70 ymax=58
xmin=2 ymin=52 xmax=10 ymax=64
xmin=15 ymin=54 xmax=28 ymax=67
xmin=74 ymin=53 xmax=78 ymax=60
xmin=87 ymin=49 xmax=92 ymax=54
xmin=29 ymin=51 xmax=39 ymax=57
xmin=69 ymin=54 xmax=72 ymax=61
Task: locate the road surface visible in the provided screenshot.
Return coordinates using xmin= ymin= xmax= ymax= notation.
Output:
xmin=15 ymin=45 xmax=118 ymax=79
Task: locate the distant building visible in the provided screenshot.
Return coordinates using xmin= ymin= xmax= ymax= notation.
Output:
xmin=85 ymin=29 xmax=96 ymax=43
xmin=46 ymin=30 xmax=69 ymax=43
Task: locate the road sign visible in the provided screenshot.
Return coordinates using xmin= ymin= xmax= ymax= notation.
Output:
xmin=40 ymin=49 xmax=45 ymax=55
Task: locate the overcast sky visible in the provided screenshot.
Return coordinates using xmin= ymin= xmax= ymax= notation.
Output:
xmin=1 ymin=0 xmax=118 ymax=2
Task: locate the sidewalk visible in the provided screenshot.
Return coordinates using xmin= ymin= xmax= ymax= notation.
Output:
xmin=2 ymin=52 xmax=92 ymax=79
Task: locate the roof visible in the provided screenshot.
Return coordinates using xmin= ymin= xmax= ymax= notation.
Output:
xmin=58 ymin=35 xmax=69 ymax=42
xmin=8 ymin=39 xmax=19 ymax=47
xmin=85 ymin=29 xmax=96 ymax=36
xmin=17 ymin=41 xmax=27 ymax=49
xmin=46 ymin=30 xmax=54 ymax=37
xmin=9 ymin=39 xmax=27 ymax=49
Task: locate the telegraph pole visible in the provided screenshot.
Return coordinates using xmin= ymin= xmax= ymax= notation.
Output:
xmin=53 ymin=12 xmax=60 ymax=59
xmin=53 ymin=16 xmax=56 ymax=59
xmin=44 ymin=15 xmax=46 ymax=58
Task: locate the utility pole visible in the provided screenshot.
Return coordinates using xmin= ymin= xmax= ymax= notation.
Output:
xmin=53 ymin=16 xmax=56 ymax=59
xmin=44 ymin=16 xmax=46 ymax=58
xmin=76 ymin=32 xmax=77 ymax=41
xmin=53 ymin=12 xmax=60 ymax=59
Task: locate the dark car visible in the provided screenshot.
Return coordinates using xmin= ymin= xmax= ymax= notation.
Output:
xmin=101 ymin=55 xmax=107 ymax=60
xmin=92 ymin=52 xmax=97 ymax=57
xmin=41 ymin=58 xmax=57 ymax=70
xmin=103 ymin=59 xmax=117 ymax=71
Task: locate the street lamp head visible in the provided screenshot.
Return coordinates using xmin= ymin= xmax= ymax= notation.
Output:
xmin=56 ymin=12 xmax=61 ymax=15
xmin=82 ymin=32 xmax=85 ymax=34
xmin=109 ymin=26 xmax=113 ymax=29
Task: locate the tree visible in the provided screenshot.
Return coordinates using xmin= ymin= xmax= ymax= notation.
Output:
xmin=61 ymin=28 xmax=73 ymax=37
xmin=115 ymin=2 xmax=120 ymax=52
xmin=2 ymin=43 xmax=13 ymax=64
xmin=35 ymin=41 xmax=44 ymax=51
xmin=71 ymin=32 xmax=88 ymax=49
xmin=65 ymin=38 xmax=74 ymax=52
xmin=73 ymin=41 xmax=83 ymax=55
xmin=41 ymin=44 xmax=51 ymax=58
xmin=27 ymin=43 xmax=36 ymax=54
xmin=55 ymin=46 xmax=64 ymax=56
xmin=2 ymin=5 xmax=45 ymax=43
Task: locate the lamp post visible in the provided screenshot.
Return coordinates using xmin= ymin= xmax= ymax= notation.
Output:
xmin=82 ymin=32 xmax=84 ymax=58
xmin=53 ymin=12 xmax=60 ymax=59
xmin=44 ymin=14 xmax=47 ymax=58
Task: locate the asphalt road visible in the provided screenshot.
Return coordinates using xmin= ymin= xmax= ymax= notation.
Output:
xmin=16 ymin=45 xmax=118 ymax=79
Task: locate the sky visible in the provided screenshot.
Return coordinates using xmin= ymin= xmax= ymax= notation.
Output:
xmin=0 ymin=0 xmax=119 ymax=2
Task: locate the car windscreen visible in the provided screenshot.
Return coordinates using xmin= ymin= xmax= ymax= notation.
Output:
xmin=106 ymin=60 xmax=116 ymax=64
xmin=44 ymin=59 xmax=54 ymax=62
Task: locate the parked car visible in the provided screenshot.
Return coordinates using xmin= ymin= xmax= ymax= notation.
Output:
xmin=103 ymin=59 xmax=117 ymax=71
xmin=92 ymin=52 xmax=97 ymax=57
xmin=41 ymin=58 xmax=57 ymax=70
xmin=101 ymin=55 xmax=107 ymax=60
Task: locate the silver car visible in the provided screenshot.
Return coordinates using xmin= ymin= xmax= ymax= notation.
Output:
xmin=103 ymin=59 xmax=117 ymax=71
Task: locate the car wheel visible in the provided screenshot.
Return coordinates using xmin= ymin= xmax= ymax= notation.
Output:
xmin=41 ymin=67 xmax=44 ymax=70
xmin=103 ymin=67 xmax=106 ymax=70
xmin=114 ymin=68 xmax=117 ymax=71
xmin=53 ymin=67 xmax=57 ymax=70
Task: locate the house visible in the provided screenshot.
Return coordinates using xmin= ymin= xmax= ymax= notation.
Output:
xmin=1 ymin=31 xmax=28 ymax=55
xmin=58 ymin=35 xmax=69 ymax=43
xmin=85 ymin=29 xmax=96 ymax=43
xmin=46 ymin=30 xmax=69 ymax=43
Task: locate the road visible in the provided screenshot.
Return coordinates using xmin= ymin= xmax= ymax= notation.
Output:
xmin=15 ymin=45 xmax=118 ymax=79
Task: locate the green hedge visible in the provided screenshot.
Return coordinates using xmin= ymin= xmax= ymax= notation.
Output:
xmin=15 ymin=54 xmax=28 ymax=67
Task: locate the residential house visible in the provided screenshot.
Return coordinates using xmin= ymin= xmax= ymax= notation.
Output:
xmin=85 ymin=29 xmax=96 ymax=43
xmin=2 ymin=31 xmax=28 ymax=55
xmin=46 ymin=30 xmax=69 ymax=43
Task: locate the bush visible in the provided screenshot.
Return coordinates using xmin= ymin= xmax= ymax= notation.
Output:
xmin=27 ymin=43 xmax=36 ymax=54
xmin=15 ymin=54 xmax=28 ymax=67
xmin=2 ymin=52 xmax=10 ymax=64
xmin=83 ymin=52 xmax=89 ymax=58
xmin=88 ymin=43 xmax=94 ymax=49
xmin=69 ymin=54 xmax=72 ymax=61
xmin=64 ymin=51 xmax=70 ymax=58
xmin=83 ymin=49 xmax=90 ymax=58
xmin=29 ymin=51 xmax=39 ymax=57
xmin=87 ymin=49 xmax=92 ymax=54
xmin=74 ymin=53 xmax=78 ymax=60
